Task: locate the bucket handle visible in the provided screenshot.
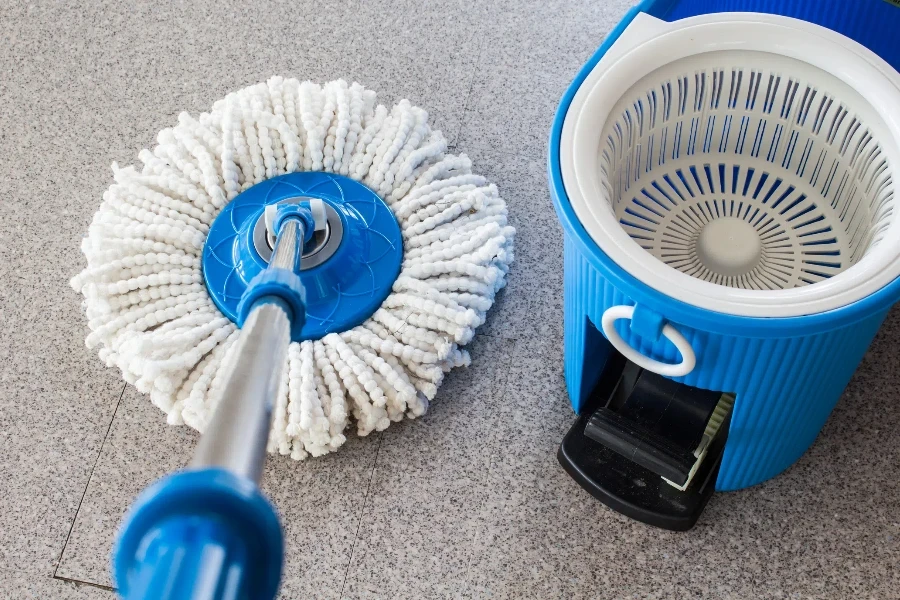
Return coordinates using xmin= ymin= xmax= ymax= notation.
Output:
xmin=600 ymin=305 xmax=696 ymax=377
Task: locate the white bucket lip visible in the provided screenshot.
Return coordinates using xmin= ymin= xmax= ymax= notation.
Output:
xmin=560 ymin=12 xmax=900 ymax=318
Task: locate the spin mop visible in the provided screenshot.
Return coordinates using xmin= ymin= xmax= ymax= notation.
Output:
xmin=71 ymin=77 xmax=514 ymax=599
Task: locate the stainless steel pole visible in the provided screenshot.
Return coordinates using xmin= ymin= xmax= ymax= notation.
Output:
xmin=189 ymin=219 xmax=306 ymax=483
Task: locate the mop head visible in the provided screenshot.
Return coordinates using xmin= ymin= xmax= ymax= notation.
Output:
xmin=71 ymin=77 xmax=515 ymax=459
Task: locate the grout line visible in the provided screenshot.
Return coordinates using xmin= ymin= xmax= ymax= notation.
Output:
xmin=338 ymin=431 xmax=385 ymax=599
xmin=54 ymin=383 xmax=127 ymax=578
xmin=454 ymin=33 xmax=486 ymax=148
xmin=52 ymin=574 xmax=116 ymax=593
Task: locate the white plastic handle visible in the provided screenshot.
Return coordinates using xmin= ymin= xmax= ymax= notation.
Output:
xmin=600 ymin=305 xmax=696 ymax=378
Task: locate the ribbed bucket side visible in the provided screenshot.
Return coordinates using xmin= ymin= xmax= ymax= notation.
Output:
xmin=563 ymin=235 xmax=890 ymax=490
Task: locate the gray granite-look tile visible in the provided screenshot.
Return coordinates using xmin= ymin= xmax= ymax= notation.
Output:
xmin=466 ymin=148 xmax=564 ymax=341
xmin=340 ymin=336 xmax=515 ymax=599
xmin=0 ymin=275 xmax=123 ymax=576
xmin=457 ymin=54 xmax=569 ymax=158
xmin=457 ymin=0 xmax=640 ymax=158
xmin=369 ymin=0 xmax=484 ymax=146
xmin=0 ymin=570 xmax=113 ymax=600
xmin=264 ymin=435 xmax=381 ymax=600
xmin=0 ymin=47 xmax=128 ymax=570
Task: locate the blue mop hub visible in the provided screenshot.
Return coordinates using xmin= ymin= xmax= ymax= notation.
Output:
xmin=202 ymin=172 xmax=403 ymax=341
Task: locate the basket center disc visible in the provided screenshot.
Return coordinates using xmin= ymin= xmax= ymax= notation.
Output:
xmin=202 ymin=172 xmax=403 ymax=341
xmin=696 ymin=217 xmax=763 ymax=278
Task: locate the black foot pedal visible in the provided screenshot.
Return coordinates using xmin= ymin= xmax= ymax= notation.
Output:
xmin=558 ymin=357 xmax=733 ymax=531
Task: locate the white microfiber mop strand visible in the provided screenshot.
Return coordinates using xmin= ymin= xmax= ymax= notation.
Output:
xmin=71 ymin=78 xmax=515 ymax=459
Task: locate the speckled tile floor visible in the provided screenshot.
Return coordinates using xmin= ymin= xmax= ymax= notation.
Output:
xmin=2 ymin=1 xmax=899 ymax=598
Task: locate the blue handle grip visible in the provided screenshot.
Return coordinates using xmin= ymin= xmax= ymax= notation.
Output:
xmin=113 ymin=468 xmax=283 ymax=600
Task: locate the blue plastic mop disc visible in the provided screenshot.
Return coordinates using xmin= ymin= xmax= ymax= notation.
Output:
xmin=202 ymin=172 xmax=403 ymax=341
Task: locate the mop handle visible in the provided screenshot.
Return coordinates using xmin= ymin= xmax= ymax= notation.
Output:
xmin=113 ymin=208 xmax=315 ymax=600
xmin=189 ymin=212 xmax=308 ymax=481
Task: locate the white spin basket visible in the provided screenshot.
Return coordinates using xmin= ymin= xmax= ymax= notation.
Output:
xmin=561 ymin=12 xmax=900 ymax=317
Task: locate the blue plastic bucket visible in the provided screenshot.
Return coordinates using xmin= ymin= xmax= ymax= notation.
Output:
xmin=549 ymin=0 xmax=900 ymax=491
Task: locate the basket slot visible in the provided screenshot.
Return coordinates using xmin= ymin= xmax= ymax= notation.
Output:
xmin=779 ymin=79 xmax=800 ymax=120
xmin=745 ymin=70 xmax=762 ymax=111
xmin=795 ymin=86 xmax=817 ymax=126
xmin=710 ymin=69 xmax=725 ymax=110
